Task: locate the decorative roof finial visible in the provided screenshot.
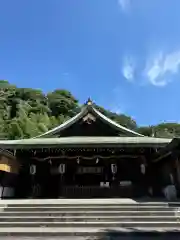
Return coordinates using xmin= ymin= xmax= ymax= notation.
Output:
xmin=86 ymin=98 xmax=93 ymax=105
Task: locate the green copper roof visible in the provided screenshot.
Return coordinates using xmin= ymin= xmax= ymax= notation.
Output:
xmin=0 ymin=137 xmax=171 ymax=149
xmin=33 ymin=101 xmax=144 ymax=138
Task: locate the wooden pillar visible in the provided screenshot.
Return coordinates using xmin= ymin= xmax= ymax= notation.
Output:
xmin=104 ymin=159 xmax=109 ymax=183
xmin=175 ymin=158 xmax=180 ymax=185
xmin=172 ymin=157 xmax=180 ymax=196
xmin=146 ymin=162 xmax=160 ymax=197
xmin=29 ymin=164 xmax=38 ymax=198
xmin=58 ymin=162 xmax=66 ymax=198
xmin=137 ymin=156 xmax=148 ymax=196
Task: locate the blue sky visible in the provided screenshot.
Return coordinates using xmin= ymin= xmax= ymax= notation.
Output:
xmin=0 ymin=0 xmax=180 ymax=126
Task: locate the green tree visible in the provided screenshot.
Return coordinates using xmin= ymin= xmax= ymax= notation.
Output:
xmin=1 ymin=80 xmax=180 ymax=140
xmin=95 ymin=105 xmax=137 ymax=130
xmin=47 ymin=89 xmax=79 ymax=117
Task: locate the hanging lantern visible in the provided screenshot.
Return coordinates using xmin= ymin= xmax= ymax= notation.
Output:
xmin=30 ymin=165 xmax=36 ymax=175
xmin=140 ymin=164 xmax=146 ymax=175
xmin=58 ymin=164 xmax=65 ymax=174
xmin=111 ymin=164 xmax=117 ymax=174
xmin=77 ymin=157 xmax=80 ymax=164
xmin=96 ymin=158 xmax=99 ymax=164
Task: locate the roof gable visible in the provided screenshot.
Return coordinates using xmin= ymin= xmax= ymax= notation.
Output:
xmin=34 ymin=99 xmax=144 ymax=138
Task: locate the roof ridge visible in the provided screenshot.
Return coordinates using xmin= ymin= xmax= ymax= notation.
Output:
xmin=91 ymin=107 xmax=144 ymax=137
xmin=32 ymin=100 xmax=144 ymax=138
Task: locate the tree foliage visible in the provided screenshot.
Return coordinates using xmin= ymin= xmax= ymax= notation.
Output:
xmin=0 ymin=80 xmax=179 ymax=139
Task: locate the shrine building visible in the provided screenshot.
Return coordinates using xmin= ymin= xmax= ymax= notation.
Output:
xmin=0 ymin=99 xmax=179 ymax=199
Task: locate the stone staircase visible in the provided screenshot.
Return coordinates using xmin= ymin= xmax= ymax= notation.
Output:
xmin=0 ymin=199 xmax=180 ymax=238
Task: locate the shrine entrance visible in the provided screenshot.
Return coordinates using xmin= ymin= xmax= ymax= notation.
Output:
xmin=15 ymin=151 xmax=149 ymax=199
xmin=75 ymin=166 xmax=104 ymax=186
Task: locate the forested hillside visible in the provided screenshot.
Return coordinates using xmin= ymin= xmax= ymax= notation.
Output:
xmin=0 ymin=80 xmax=180 ymax=140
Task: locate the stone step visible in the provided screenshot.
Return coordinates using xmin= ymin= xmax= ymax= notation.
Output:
xmin=0 ymin=199 xmax=179 ymax=237
xmin=0 ymin=216 xmax=178 ymax=222
xmin=0 ymin=210 xmax=176 ymax=216
xmin=5 ymin=203 xmax=174 ymax=207
xmin=1 ymin=198 xmax=176 ymax=204
xmin=0 ymin=227 xmax=179 ymax=237
xmin=3 ymin=206 xmax=177 ymax=212
xmin=4 ymin=203 xmax=174 ymax=206
xmin=0 ymin=221 xmax=179 ymax=228
xmin=5 ymin=202 xmax=180 ymax=207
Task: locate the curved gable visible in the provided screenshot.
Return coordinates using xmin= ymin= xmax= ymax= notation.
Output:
xmin=34 ymin=99 xmax=144 ymax=138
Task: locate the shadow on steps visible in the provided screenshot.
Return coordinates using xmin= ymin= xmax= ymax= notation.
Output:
xmin=0 ymin=229 xmax=180 ymax=239
xmin=96 ymin=228 xmax=180 ymax=240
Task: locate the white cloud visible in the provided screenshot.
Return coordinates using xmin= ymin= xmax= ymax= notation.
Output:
xmin=122 ymin=56 xmax=135 ymax=82
xmin=110 ymin=106 xmax=123 ymax=114
xmin=145 ymin=50 xmax=180 ymax=86
xmin=118 ymin=0 xmax=131 ymax=13
xmin=108 ymin=87 xmax=128 ymax=114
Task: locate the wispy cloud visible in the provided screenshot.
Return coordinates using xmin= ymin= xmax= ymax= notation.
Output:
xmin=110 ymin=106 xmax=123 ymax=114
xmin=108 ymin=87 xmax=128 ymax=114
xmin=118 ymin=0 xmax=131 ymax=13
xmin=122 ymin=56 xmax=135 ymax=82
xmin=144 ymin=50 xmax=180 ymax=86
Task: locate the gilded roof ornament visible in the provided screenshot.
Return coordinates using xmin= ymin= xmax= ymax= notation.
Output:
xmin=86 ymin=98 xmax=93 ymax=105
